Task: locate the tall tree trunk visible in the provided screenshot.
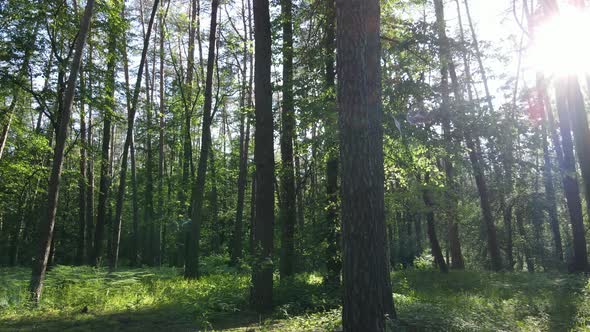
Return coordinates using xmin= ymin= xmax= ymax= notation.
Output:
xmin=337 ymin=0 xmax=396 ymax=329
xmin=464 ymin=132 xmax=502 ymax=271
xmin=181 ymin=0 xmax=199 ymax=217
xmin=515 ymin=207 xmax=534 ymax=272
xmin=92 ymin=7 xmax=118 ymax=267
xmin=442 ymin=30 xmax=501 ymax=270
xmin=121 ymin=3 xmax=140 ymax=266
xmin=110 ymin=0 xmax=160 ymax=270
xmin=184 ymin=0 xmax=219 ymax=279
xmin=323 ymin=0 xmax=341 ymax=284
xmin=209 ymin=146 xmax=220 ymax=253
xmin=279 ymin=0 xmax=296 ymax=280
xmin=249 ymin=169 xmax=256 ymax=256
xmin=144 ymin=34 xmax=156 ymax=265
xmin=157 ymin=0 xmax=167 ymax=266
xmin=0 ymin=104 xmax=14 ymax=160
xmin=29 ymin=0 xmax=95 ymax=303
xmin=566 ymin=76 xmax=590 ymax=223
xmin=422 ymin=174 xmax=449 ymax=273
xmin=555 ymin=83 xmax=588 ymax=271
xmin=231 ymin=117 xmax=250 ymax=264
xmin=463 ymin=0 xmax=493 ymax=112
xmin=251 ymin=0 xmax=274 ymax=312
xmin=537 ymin=75 xmax=564 ymax=262
xmin=231 ymin=0 xmax=252 ymax=264
xmin=76 ymin=75 xmax=87 ymax=265
xmin=434 ymin=0 xmax=464 ymax=270
xmin=85 ymin=49 xmax=95 ymax=265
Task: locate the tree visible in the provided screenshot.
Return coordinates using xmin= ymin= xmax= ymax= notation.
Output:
xmin=435 ymin=0 xmax=501 ymax=271
xmin=251 ymin=0 xmax=275 ymax=312
xmin=92 ymin=0 xmax=119 ymax=267
xmin=29 ymin=0 xmax=96 ymax=303
xmin=185 ymin=0 xmax=220 ymax=278
xmin=230 ymin=0 xmax=253 ymax=265
xmin=435 ymin=0 xmax=464 ymax=270
xmin=421 ymin=173 xmax=448 ymax=273
xmin=279 ymin=0 xmax=297 ymax=280
xmin=336 ymin=0 xmax=395 ymax=329
xmin=555 ymin=83 xmax=588 ymax=271
xmin=111 ymin=0 xmax=160 ymax=271
xmin=76 ymin=73 xmax=87 ymax=265
xmin=323 ymin=0 xmax=341 ymax=284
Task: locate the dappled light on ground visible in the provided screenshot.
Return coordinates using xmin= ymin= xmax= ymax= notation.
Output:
xmin=2 ymin=260 xmax=590 ymax=331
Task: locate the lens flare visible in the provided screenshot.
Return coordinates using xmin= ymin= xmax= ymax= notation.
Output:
xmin=529 ymin=5 xmax=590 ymax=76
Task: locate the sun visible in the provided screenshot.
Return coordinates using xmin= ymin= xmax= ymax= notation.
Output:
xmin=528 ymin=5 xmax=590 ymax=76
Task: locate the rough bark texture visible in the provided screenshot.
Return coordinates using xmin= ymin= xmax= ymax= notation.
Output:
xmin=29 ymin=0 xmax=95 ymax=302
xmin=251 ymin=0 xmax=275 ymax=312
xmin=336 ymin=0 xmax=396 ymax=329
xmin=279 ymin=0 xmax=296 ymax=280
xmin=185 ymin=0 xmax=219 ymax=279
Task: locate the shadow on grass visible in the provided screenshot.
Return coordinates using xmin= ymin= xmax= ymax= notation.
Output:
xmin=0 ymin=303 xmax=271 ymax=332
xmin=391 ymin=270 xmax=589 ymax=331
xmin=546 ymin=274 xmax=587 ymax=332
xmin=0 ymin=272 xmax=341 ymax=332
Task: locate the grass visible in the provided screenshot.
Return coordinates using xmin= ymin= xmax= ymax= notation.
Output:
xmin=1 ymin=258 xmax=589 ymax=331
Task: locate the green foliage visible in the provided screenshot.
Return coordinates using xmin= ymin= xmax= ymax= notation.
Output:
xmin=2 ymin=264 xmax=590 ymax=331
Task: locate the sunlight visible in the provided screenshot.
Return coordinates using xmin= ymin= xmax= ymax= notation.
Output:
xmin=529 ymin=5 xmax=590 ymax=76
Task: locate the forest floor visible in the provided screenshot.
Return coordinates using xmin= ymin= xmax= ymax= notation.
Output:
xmin=1 ymin=256 xmax=590 ymax=331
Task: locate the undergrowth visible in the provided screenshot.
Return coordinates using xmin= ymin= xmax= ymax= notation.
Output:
xmin=1 ymin=257 xmax=589 ymax=331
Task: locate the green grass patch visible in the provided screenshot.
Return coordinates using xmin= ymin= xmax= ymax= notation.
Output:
xmin=1 ymin=260 xmax=590 ymax=331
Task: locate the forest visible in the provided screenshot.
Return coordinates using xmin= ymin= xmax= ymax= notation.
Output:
xmin=2 ymin=0 xmax=590 ymax=330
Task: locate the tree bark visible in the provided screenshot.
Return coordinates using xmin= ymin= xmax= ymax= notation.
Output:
xmin=337 ymin=0 xmax=396 ymax=329
xmin=251 ymin=0 xmax=275 ymax=312
xmin=279 ymin=0 xmax=296 ymax=280
xmin=29 ymin=0 xmax=95 ymax=303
